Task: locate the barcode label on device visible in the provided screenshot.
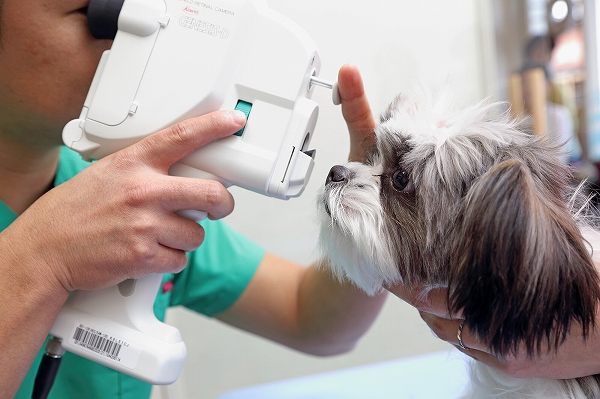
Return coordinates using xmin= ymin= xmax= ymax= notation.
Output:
xmin=68 ymin=323 xmax=141 ymax=369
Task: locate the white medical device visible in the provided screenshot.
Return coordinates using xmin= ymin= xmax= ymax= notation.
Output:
xmin=48 ymin=0 xmax=338 ymax=387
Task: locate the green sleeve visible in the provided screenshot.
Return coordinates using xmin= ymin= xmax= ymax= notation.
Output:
xmin=170 ymin=219 xmax=265 ymax=316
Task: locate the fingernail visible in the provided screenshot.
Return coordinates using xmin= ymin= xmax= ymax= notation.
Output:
xmin=231 ymin=110 xmax=247 ymax=125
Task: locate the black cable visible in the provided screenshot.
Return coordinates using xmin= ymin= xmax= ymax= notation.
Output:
xmin=32 ymin=337 xmax=64 ymax=399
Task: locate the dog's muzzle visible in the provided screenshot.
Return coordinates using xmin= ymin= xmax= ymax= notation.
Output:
xmin=323 ymin=165 xmax=352 ymax=216
xmin=326 ymin=165 xmax=352 ymax=186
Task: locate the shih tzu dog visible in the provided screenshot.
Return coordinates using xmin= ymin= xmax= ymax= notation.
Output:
xmin=318 ymin=88 xmax=600 ymax=398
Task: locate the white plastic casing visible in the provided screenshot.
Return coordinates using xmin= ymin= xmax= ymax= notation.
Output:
xmin=63 ymin=0 xmax=321 ymax=200
xmin=50 ymin=275 xmax=186 ymax=385
xmin=55 ymin=0 xmax=323 ymax=385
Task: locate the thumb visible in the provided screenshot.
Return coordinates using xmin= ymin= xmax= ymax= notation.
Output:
xmin=338 ymin=64 xmax=376 ymax=162
xmin=128 ymin=110 xmax=247 ymax=170
xmin=338 ymin=64 xmax=375 ymax=131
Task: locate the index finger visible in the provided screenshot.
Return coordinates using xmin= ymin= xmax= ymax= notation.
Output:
xmin=130 ymin=110 xmax=247 ymax=170
xmin=386 ymin=283 xmax=459 ymax=318
xmin=338 ymin=64 xmax=376 ymax=162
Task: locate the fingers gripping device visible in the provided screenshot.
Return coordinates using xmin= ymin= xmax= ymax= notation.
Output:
xmin=45 ymin=0 xmax=339 ymax=390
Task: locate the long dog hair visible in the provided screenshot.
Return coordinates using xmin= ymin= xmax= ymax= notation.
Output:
xmin=318 ymin=88 xmax=600 ymax=398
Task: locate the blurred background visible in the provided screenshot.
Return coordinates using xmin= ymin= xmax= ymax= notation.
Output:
xmin=152 ymin=0 xmax=600 ymax=397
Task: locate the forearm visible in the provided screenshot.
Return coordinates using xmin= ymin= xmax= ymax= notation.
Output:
xmin=0 ymin=232 xmax=68 ymax=397
xmin=294 ymin=262 xmax=387 ymax=355
xmin=217 ymin=253 xmax=386 ymax=356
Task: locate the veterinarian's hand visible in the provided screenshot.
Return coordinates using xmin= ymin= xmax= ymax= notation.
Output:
xmin=2 ymin=110 xmax=242 ymax=293
xmin=389 ymin=284 xmax=600 ymax=379
xmin=337 ymin=64 xmax=376 ymax=163
xmin=421 ymin=311 xmax=600 ymax=379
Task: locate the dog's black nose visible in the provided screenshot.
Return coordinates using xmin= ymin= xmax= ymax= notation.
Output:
xmin=326 ymin=165 xmax=351 ymax=185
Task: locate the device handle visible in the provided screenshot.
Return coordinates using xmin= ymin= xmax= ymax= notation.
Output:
xmin=176 ymin=210 xmax=207 ymax=222
xmin=49 ymin=273 xmax=186 ymax=384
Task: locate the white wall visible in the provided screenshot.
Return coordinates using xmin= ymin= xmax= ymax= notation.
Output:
xmin=153 ymin=1 xmax=494 ymax=398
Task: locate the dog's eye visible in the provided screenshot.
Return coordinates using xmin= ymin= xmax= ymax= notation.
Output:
xmin=392 ymin=169 xmax=410 ymax=191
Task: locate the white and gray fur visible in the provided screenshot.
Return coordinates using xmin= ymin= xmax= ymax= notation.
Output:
xmin=318 ymin=88 xmax=600 ymax=398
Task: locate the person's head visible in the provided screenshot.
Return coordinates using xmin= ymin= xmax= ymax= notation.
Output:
xmin=520 ymin=62 xmax=553 ymax=112
xmin=0 ymin=0 xmax=112 ymax=148
xmin=525 ymin=35 xmax=553 ymax=65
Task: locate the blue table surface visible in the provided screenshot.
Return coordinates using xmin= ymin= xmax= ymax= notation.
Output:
xmin=217 ymin=349 xmax=472 ymax=399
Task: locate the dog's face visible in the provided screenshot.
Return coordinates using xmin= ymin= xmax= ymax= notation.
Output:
xmin=319 ymin=90 xmax=600 ymax=357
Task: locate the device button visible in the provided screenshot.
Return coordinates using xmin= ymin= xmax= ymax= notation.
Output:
xmin=234 ymin=100 xmax=252 ymax=136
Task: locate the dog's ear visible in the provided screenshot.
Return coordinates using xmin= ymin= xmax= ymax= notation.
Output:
xmin=448 ymin=159 xmax=600 ymax=357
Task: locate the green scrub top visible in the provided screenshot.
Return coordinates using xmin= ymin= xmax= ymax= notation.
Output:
xmin=9 ymin=147 xmax=265 ymax=399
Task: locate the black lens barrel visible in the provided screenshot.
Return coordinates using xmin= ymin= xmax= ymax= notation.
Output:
xmin=87 ymin=0 xmax=126 ymax=40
